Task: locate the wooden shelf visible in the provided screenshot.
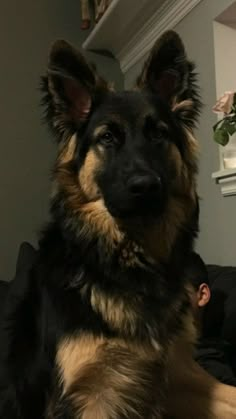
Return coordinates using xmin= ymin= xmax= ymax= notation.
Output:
xmin=82 ymin=0 xmax=202 ymax=74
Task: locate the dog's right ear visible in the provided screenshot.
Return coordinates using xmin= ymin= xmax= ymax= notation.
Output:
xmin=42 ymin=40 xmax=108 ymax=142
xmin=136 ymin=31 xmax=201 ymax=128
xmin=136 ymin=31 xmax=189 ymax=103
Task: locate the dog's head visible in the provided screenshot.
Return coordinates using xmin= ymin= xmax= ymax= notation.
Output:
xmin=42 ymin=31 xmax=201 ymax=258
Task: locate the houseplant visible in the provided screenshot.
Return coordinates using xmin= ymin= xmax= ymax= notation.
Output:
xmin=212 ymin=91 xmax=236 ymax=146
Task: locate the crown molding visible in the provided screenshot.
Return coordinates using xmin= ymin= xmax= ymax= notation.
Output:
xmin=118 ymin=0 xmax=202 ymax=74
xmin=82 ymin=0 xmax=202 ymax=75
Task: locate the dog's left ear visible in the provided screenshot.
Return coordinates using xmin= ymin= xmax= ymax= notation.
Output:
xmin=136 ymin=31 xmax=201 ymax=127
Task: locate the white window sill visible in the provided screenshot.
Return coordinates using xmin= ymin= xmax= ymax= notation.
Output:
xmin=212 ymin=168 xmax=236 ymax=196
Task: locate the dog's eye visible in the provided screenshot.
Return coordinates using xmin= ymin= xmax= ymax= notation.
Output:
xmin=99 ymin=131 xmax=114 ymax=145
xmin=145 ymin=117 xmax=169 ymax=144
xmin=152 ymin=127 xmax=169 ymax=144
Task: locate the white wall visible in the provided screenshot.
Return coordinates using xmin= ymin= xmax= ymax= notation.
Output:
xmin=124 ymin=0 xmax=236 ymax=266
xmin=214 ymin=18 xmax=236 ymax=168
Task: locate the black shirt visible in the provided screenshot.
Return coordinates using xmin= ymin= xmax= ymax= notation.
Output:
xmin=194 ymin=337 xmax=236 ymax=386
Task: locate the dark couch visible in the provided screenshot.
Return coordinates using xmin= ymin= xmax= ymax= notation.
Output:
xmin=0 ymin=242 xmax=37 ymax=318
xmin=0 ymin=281 xmax=8 ymax=319
xmin=205 ymin=265 xmax=236 ymax=347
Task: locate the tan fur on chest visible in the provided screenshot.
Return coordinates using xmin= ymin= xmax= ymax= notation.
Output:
xmin=56 ymin=335 xmax=163 ymax=391
xmin=54 ymin=334 xmax=166 ymax=419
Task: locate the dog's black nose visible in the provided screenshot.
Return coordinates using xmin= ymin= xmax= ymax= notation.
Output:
xmin=128 ymin=175 xmax=161 ymax=196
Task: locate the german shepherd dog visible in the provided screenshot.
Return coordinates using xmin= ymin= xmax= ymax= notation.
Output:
xmin=0 ymin=30 xmax=236 ymax=419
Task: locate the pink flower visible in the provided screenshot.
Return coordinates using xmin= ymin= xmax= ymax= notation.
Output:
xmin=212 ymin=91 xmax=235 ymax=114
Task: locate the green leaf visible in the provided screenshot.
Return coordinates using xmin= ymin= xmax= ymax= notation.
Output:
xmin=221 ymin=120 xmax=236 ymax=136
xmin=213 ymin=129 xmax=229 ymax=146
xmin=213 ymin=119 xmax=223 ymax=131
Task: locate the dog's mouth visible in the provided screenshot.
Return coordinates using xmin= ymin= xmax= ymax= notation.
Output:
xmin=104 ymin=188 xmax=166 ymax=220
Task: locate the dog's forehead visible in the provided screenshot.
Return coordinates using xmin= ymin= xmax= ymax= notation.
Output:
xmin=93 ymin=91 xmax=157 ymax=124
